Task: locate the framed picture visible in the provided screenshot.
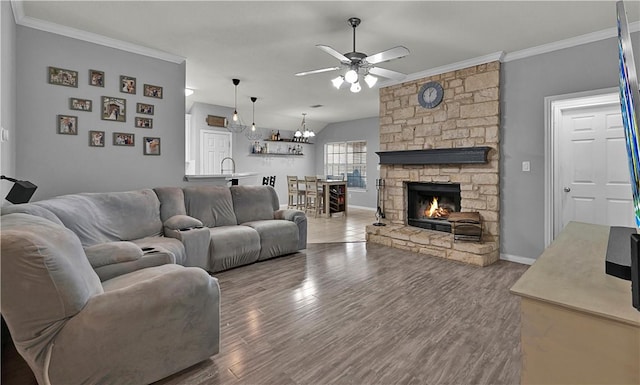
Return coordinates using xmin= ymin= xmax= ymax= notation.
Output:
xmin=135 ymin=117 xmax=153 ymax=128
xmin=48 ymin=66 xmax=78 ymax=87
xmin=136 ymin=103 xmax=154 ymax=115
xmin=143 ymin=137 xmax=161 ymax=155
xmin=89 ymin=130 xmax=105 ymax=147
xmin=89 ymin=69 xmax=104 ymax=87
xmin=120 ymin=75 xmax=136 ymax=94
xmin=69 ymin=98 xmax=92 ymax=112
xmin=113 ymin=132 xmax=134 ymax=146
xmin=102 ymin=96 xmax=126 ymax=122
xmin=57 ymin=115 xmax=78 ymax=135
xmin=143 ymin=84 xmax=163 ymax=99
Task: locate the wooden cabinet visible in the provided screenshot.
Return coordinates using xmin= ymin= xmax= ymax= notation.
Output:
xmin=320 ymin=180 xmax=347 ymax=218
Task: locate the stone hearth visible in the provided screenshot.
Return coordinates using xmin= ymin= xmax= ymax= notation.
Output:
xmin=366 ymin=61 xmax=501 ymax=266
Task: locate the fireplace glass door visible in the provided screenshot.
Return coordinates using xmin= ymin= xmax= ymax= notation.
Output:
xmin=406 ymin=182 xmax=461 ymax=232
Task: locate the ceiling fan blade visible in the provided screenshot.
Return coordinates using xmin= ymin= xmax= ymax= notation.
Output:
xmin=295 ymin=67 xmax=341 ymax=77
xmin=316 ymin=45 xmax=350 ymax=63
xmin=365 ymin=46 xmax=410 ymax=65
xmin=369 ymin=67 xmax=407 ymax=81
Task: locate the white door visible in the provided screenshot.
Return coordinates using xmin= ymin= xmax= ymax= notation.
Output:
xmin=557 ymin=100 xmax=635 ymax=236
xmin=200 ymin=130 xmax=231 ymax=175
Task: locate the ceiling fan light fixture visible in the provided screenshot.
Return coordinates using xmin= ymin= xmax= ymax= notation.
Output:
xmin=185 ymin=88 xmax=194 ymax=96
xmin=345 ymin=69 xmax=358 ymax=84
xmin=350 ymin=81 xmax=362 ymax=93
xmin=331 ymin=76 xmax=344 ymax=89
xmin=364 ymin=74 xmax=378 ymax=88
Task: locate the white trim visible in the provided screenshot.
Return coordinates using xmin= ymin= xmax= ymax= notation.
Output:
xmin=504 ymin=21 xmax=640 ymax=62
xmin=347 ymin=205 xmax=375 ymax=211
xmin=378 ymin=51 xmax=505 ymax=88
xmin=500 ymin=253 xmax=535 ymax=266
xmin=10 ymin=1 xmax=184 ymax=64
xmin=544 ymin=87 xmax=619 ymax=247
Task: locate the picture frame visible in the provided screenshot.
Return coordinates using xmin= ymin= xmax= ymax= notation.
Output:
xmin=101 ymin=96 xmax=126 ymax=122
xmin=120 ymin=75 xmax=136 ymax=94
xmin=135 ymin=117 xmax=153 ymax=128
xmin=69 ymin=98 xmax=92 ymax=112
xmin=143 ymin=84 xmax=163 ymax=99
xmin=143 ymin=137 xmax=161 ymax=156
xmin=89 ymin=69 xmax=104 ymax=87
xmin=89 ymin=130 xmax=105 ymax=147
xmin=57 ymin=115 xmax=78 ymax=135
xmin=136 ymin=103 xmax=154 ymax=115
xmin=113 ymin=132 xmax=135 ymax=146
xmin=48 ymin=66 xmax=78 ymax=87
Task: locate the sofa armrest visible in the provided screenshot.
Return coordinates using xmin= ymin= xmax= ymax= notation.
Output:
xmin=48 ymin=265 xmax=220 ymax=385
xmin=274 ymin=209 xmax=307 ymax=250
xmin=164 ymin=226 xmax=210 ymax=270
xmin=84 ymin=241 xmax=143 ymax=268
xmin=163 ymin=214 xmax=203 ymax=232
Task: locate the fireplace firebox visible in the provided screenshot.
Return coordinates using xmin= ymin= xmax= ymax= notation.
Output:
xmin=406 ymin=182 xmax=461 ymax=232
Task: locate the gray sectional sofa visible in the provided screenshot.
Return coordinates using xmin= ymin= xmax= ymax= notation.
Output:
xmin=0 ymin=184 xmax=307 ymax=384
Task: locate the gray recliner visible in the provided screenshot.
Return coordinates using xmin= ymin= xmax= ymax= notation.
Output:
xmin=1 ymin=213 xmax=220 ymax=385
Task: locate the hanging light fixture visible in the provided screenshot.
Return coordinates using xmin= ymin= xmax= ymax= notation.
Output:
xmin=245 ymin=97 xmax=262 ymax=140
xmin=295 ymin=113 xmax=305 ymax=138
xmin=227 ymin=78 xmax=246 ymax=133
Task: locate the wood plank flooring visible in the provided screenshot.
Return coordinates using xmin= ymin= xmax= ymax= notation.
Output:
xmin=155 ymin=242 xmax=528 ymax=385
xmin=2 ymin=212 xmax=529 ymax=384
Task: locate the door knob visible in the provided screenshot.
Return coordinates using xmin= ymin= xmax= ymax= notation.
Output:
xmin=564 ymin=187 xmax=571 ymax=192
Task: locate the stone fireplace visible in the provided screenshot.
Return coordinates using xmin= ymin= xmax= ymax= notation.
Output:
xmin=406 ymin=182 xmax=460 ymax=232
xmin=366 ymin=61 xmax=500 ymax=266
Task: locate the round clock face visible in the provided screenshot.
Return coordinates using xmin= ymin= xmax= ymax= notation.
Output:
xmin=418 ymin=81 xmax=444 ymax=109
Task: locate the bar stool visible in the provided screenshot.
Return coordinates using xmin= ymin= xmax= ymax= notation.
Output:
xmin=304 ymin=176 xmax=322 ymax=217
xmin=287 ymin=176 xmax=305 ymax=209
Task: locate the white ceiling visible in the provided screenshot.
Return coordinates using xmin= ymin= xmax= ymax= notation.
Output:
xmin=17 ymin=1 xmax=640 ymax=133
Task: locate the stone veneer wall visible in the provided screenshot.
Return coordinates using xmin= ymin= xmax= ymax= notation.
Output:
xmin=366 ymin=61 xmax=501 ymax=266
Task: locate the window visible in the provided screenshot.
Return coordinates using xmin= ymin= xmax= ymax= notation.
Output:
xmin=325 ymin=141 xmax=367 ymax=189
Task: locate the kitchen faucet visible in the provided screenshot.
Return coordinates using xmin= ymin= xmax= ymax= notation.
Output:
xmin=221 ymin=157 xmax=235 ymax=174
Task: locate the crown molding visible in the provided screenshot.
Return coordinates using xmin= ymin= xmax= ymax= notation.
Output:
xmin=10 ymin=0 xmax=185 ymax=64
xmin=503 ymin=21 xmax=640 ymax=62
xmin=378 ymin=51 xmax=505 ymax=88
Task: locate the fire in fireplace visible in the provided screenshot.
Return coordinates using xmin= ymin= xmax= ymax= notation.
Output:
xmin=406 ymin=182 xmax=461 ymax=232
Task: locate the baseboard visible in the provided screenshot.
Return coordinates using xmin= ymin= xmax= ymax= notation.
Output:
xmin=500 ymin=253 xmax=536 ymax=266
xmin=348 ymin=205 xmax=376 ymax=211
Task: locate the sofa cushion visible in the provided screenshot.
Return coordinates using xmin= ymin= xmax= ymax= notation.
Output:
xmin=0 ymin=213 xmax=103 ymax=350
xmin=1 ymin=203 xmax=64 ymax=225
xmin=231 ymin=186 xmax=279 ymax=224
xmin=243 ymin=220 xmax=300 ymax=261
xmin=154 ymin=187 xmax=187 ymax=222
xmin=208 ymin=226 xmax=260 ymax=272
xmin=132 ymin=236 xmax=186 ymax=265
xmin=31 ymin=189 xmax=162 ymax=247
xmin=84 ymin=241 xmax=143 ymax=268
xmin=184 ymin=186 xmax=237 ymax=227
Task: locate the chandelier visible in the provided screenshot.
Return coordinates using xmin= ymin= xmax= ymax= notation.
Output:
xmin=294 ymin=113 xmax=315 ymax=139
xmin=227 ymin=78 xmax=247 ymax=133
xmin=245 ymin=97 xmax=262 ymax=140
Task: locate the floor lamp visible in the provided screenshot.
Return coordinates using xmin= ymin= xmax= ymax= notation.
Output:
xmin=1 ymin=175 xmax=37 ymax=204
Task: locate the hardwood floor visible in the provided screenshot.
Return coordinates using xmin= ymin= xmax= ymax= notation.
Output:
xmin=2 ymin=212 xmax=529 ymax=384
xmin=306 ymin=207 xmax=374 ymax=244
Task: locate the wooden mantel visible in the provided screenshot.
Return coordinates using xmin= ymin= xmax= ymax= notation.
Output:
xmin=375 ymin=147 xmax=491 ymax=165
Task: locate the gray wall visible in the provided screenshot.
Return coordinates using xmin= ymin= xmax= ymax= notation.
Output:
xmin=1 ymin=2 xmax=17 ymax=202
xmin=314 ymin=116 xmax=380 ymax=209
xmin=15 ymin=26 xmax=186 ymax=200
xmin=501 ymin=31 xmax=639 ymax=260
xmin=189 ymin=101 xmax=317 ymax=205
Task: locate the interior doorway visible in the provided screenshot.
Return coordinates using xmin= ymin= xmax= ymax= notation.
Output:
xmin=199 ymin=130 xmax=231 ymax=175
xmin=545 ymin=88 xmax=636 ymax=246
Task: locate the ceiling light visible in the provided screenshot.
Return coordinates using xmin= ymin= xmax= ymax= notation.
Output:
xmin=331 ymin=76 xmax=344 ymax=89
xmin=344 ymin=69 xmax=358 ymax=84
xmin=185 ymin=88 xmax=194 ymax=96
xmin=227 ymin=79 xmax=246 ymax=133
xmin=245 ymin=97 xmax=262 ymax=141
xmin=350 ymin=81 xmax=362 ymax=93
xmin=364 ymin=74 xmax=378 ymax=88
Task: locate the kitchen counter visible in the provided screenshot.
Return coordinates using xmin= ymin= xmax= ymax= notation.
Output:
xmin=183 ymin=172 xmax=258 ymax=182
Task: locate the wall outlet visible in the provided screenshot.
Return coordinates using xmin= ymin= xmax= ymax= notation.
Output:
xmin=522 ymin=161 xmax=530 ymax=172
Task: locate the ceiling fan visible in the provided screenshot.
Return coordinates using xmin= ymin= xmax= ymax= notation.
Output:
xmin=295 ymin=17 xmax=410 ymax=92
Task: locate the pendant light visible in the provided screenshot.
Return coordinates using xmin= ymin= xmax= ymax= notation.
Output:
xmin=295 ymin=113 xmax=305 ymax=138
xmin=245 ymin=97 xmax=262 ymax=140
xmin=227 ymin=78 xmax=246 ymax=133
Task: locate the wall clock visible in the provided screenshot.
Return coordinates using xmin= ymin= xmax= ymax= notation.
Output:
xmin=418 ymin=81 xmax=444 ymax=109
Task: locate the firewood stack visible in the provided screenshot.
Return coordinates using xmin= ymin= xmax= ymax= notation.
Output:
xmin=448 ymin=212 xmax=482 ymax=242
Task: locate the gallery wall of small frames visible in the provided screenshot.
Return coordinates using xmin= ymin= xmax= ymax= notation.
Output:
xmin=48 ymin=65 xmax=164 ymax=156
